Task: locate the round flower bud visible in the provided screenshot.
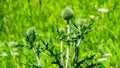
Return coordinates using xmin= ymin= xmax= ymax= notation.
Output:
xmin=62 ymin=7 xmax=74 ymax=20
xmin=76 ymin=18 xmax=88 ymax=29
xmin=26 ymin=27 xmax=36 ymax=43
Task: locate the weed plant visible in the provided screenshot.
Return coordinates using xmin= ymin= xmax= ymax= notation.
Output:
xmin=24 ymin=7 xmax=101 ymax=68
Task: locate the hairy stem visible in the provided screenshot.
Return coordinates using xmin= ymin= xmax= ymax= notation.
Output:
xmin=73 ymin=39 xmax=82 ymax=67
xmin=60 ymin=40 xmax=63 ymax=65
xmin=66 ymin=20 xmax=70 ymax=68
xmin=30 ymin=43 xmax=41 ymax=67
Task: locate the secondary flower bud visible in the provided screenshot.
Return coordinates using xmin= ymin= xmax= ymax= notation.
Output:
xmin=26 ymin=27 xmax=36 ymax=43
xmin=76 ymin=18 xmax=87 ymax=28
xmin=62 ymin=7 xmax=74 ymax=20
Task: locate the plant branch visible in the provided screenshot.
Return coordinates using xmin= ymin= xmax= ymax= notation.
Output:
xmin=73 ymin=38 xmax=82 ymax=67
xmin=66 ymin=20 xmax=70 ymax=68
xmin=60 ymin=39 xmax=63 ymax=65
xmin=30 ymin=42 xmax=42 ymax=68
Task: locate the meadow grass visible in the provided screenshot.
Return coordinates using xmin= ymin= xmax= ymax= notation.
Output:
xmin=0 ymin=0 xmax=120 ymax=68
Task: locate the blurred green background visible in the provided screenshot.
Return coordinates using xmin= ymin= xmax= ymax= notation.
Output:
xmin=0 ymin=0 xmax=120 ymax=68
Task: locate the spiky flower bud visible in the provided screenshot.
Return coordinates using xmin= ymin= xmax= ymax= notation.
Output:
xmin=26 ymin=27 xmax=36 ymax=43
xmin=62 ymin=7 xmax=74 ymax=20
xmin=76 ymin=18 xmax=87 ymax=29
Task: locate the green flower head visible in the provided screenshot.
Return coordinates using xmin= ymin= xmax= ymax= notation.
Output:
xmin=26 ymin=27 xmax=36 ymax=43
xmin=62 ymin=7 xmax=74 ymax=20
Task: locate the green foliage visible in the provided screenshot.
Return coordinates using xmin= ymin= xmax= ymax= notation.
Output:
xmin=0 ymin=0 xmax=119 ymax=68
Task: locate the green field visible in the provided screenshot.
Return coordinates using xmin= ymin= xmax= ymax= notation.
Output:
xmin=0 ymin=0 xmax=120 ymax=68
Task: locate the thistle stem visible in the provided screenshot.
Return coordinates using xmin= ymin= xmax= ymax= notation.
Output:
xmin=60 ymin=40 xmax=63 ymax=65
xmin=30 ymin=43 xmax=42 ymax=67
xmin=66 ymin=20 xmax=70 ymax=68
xmin=73 ymin=38 xmax=82 ymax=67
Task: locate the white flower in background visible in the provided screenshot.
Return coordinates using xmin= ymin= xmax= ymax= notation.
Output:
xmin=98 ymin=58 xmax=107 ymax=62
xmin=10 ymin=47 xmax=19 ymax=56
xmin=104 ymin=53 xmax=112 ymax=57
xmin=1 ymin=52 xmax=8 ymax=57
xmin=97 ymin=8 xmax=108 ymax=13
xmin=11 ymin=52 xmax=19 ymax=56
xmin=8 ymin=41 xmax=17 ymax=47
xmin=7 ymin=41 xmax=19 ymax=56
xmin=89 ymin=15 xmax=95 ymax=19
xmin=8 ymin=41 xmax=17 ymax=45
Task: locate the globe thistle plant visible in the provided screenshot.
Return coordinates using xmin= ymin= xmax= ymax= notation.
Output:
xmin=62 ymin=7 xmax=74 ymax=68
xmin=26 ymin=27 xmax=36 ymax=44
xmin=25 ymin=27 xmax=41 ymax=68
xmin=62 ymin=7 xmax=74 ymax=21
